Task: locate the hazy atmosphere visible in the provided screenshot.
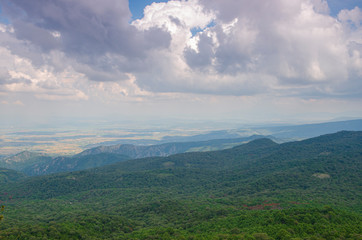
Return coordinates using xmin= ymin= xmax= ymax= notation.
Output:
xmin=0 ymin=0 xmax=362 ymax=128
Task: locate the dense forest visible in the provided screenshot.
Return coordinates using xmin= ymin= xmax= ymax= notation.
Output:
xmin=0 ymin=131 xmax=361 ymax=239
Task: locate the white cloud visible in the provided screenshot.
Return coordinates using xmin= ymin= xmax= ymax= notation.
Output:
xmin=132 ymin=0 xmax=215 ymax=65
xmin=1 ymin=0 xmax=171 ymax=83
xmin=129 ymin=0 xmax=362 ymax=97
xmin=0 ymin=0 xmax=361 ymax=125
xmin=0 ymin=40 xmax=88 ymax=101
xmin=338 ymin=6 xmax=362 ymax=27
xmin=132 ymin=0 xmax=214 ymax=34
xmin=1 ymin=0 xmax=360 ymax=99
xmin=311 ymin=0 xmax=330 ymax=14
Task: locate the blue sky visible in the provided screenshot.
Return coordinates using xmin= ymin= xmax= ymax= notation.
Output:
xmin=0 ymin=0 xmax=361 ymax=129
xmin=0 ymin=6 xmax=9 ymax=24
xmin=129 ymin=0 xmax=170 ymax=20
xmin=327 ymin=0 xmax=362 ymax=16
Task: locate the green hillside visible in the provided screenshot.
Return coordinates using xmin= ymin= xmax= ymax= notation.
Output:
xmin=0 ymin=168 xmax=25 ymax=183
xmin=0 ymin=151 xmax=51 ymax=172
xmin=23 ymin=153 xmax=131 ymax=176
xmin=0 ymin=131 xmax=361 ymax=239
xmin=2 ymin=135 xmax=266 ymax=176
xmin=0 ymin=152 xmax=130 ymax=176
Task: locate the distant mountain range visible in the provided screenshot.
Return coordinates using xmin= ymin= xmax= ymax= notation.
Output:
xmin=85 ymin=119 xmax=362 ymax=147
xmin=259 ymin=118 xmax=362 ymax=140
xmin=1 ymin=119 xmax=361 ymax=176
xmin=0 ymin=135 xmax=268 ymax=176
xmin=164 ymin=119 xmax=362 ymax=142
xmin=2 ymin=130 xmax=361 ymax=204
xmin=76 ymin=135 xmax=268 ymax=158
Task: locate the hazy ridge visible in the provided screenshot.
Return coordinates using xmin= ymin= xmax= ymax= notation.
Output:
xmin=2 ymin=119 xmax=362 ymax=176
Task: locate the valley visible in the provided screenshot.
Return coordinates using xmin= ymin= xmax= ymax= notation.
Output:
xmin=0 ymin=131 xmax=361 ymax=239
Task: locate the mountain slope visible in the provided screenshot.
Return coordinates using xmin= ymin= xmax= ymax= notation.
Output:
xmin=3 ymin=131 xmax=361 ymax=207
xmin=0 ymin=151 xmax=51 ymax=172
xmin=0 ymin=168 xmax=25 ymax=183
xmin=3 ymin=135 xmax=269 ymax=176
xmin=23 ymin=153 xmax=130 ymax=176
xmin=0 ymin=131 xmax=361 ymax=239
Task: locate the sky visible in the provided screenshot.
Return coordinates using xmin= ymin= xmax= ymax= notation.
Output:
xmin=0 ymin=0 xmax=361 ymax=129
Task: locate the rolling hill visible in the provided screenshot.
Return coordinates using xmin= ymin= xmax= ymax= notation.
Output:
xmin=0 ymin=168 xmax=25 ymax=183
xmin=3 ymin=119 xmax=362 ymax=178
xmin=5 ymin=131 xmax=361 ymax=203
xmin=0 ymin=131 xmax=360 ymax=239
xmin=0 ymin=151 xmax=51 ymax=172
xmin=1 ymin=135 xmax=268 ymax=176
xmin=23 ymin=153 xmax=131 ymax=176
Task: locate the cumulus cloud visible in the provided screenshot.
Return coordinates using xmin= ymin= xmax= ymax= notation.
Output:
xmin=338 ymin=6 xmax=362 ymax=27
xmin=0 ymin=0 xmax=361 ymax=102
xmin=186 ymin=1 xmax=357 ymax=93
xmin=129 ymin=0 xmax=362 ymax=97
xmin=4 ymin=0 xmax=167 ymax=55
xmin=0 ymin=30 xmax=88 ymax=101
xmin=2 ymin=0 xmax=171 ymax=82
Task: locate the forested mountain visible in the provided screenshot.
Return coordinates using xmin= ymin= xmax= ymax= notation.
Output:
xmin=0 ymin=131 xmax=360 ymax=239
xmin=3 ymin=119 xmax=362 ymax=178
xmin=1 ymin=135 xmax=267 ymax=176
xmin=0 ymin=151 xmax=130 ymax=176
xmin=23 ymin=153 xmax=130 ymax=176
xmin=0 ymin=168 xmax=25 ymax=183
xmin=0 ymin=151 xmax=51 ymax=172
xmin=4 ymin=131 xmax=361 ymax=203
